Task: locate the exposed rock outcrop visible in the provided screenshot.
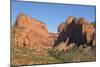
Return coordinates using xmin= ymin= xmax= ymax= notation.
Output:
xmin=91 ymin=22 xmax=96 ymax=29
xmin=54 ymin=16 xmax=95 ymax=51
xmin=57 ymin=23 xmax=65 ymax=33
xmin=77 ymin=18 xmax=95 ymax=45
xmin=12 ymin=13 xmax=52 ymax=49
xmin=12 ymin=13 xmax=96 ymax=51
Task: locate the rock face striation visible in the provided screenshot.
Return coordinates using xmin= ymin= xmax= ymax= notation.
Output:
xmin=12 ymin=13 xmax=52 ymax=49
xmin=54 ymin=16 xmax=95 ymax=50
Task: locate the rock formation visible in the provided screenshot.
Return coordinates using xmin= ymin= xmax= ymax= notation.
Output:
xmin=91 ymin=22 xmax=96 ymax=29
xmin=12 ymin=13 xmax=52 ymax=49
xmin=54 ymin=16 xmax=95 ymax=51
xmin=77 ymin=18 xmax=95 ymax=45
xmin=12 ymin=13 xmax=96 ymax=51
xmin=57 ymin=23 xmax=65 ymax=33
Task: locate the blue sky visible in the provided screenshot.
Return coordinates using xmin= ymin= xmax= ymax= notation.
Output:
xmin=12 ymin=1 xmax=96 ymax=32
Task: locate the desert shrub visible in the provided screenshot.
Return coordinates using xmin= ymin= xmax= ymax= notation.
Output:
xmin=11 ymin=44 xmax=96 ymax=66
xmin=47 ymin=46 xmax=96 ymax=63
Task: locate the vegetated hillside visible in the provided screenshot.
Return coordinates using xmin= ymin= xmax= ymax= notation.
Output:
xmin=11 ymin=14 xmax=96 ymax=66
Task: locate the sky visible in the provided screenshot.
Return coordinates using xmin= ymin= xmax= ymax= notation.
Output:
xmin=11 ymin=1 xmax=96 ymax=32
